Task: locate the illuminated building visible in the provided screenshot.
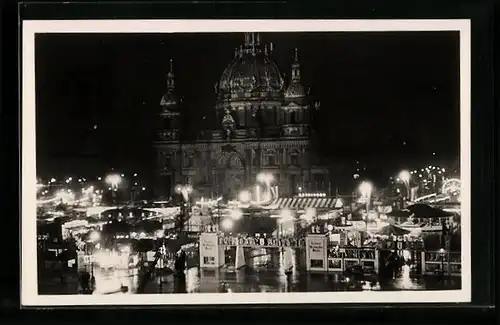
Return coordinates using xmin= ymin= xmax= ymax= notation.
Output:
xmin=154 ymin=33 xmax=330 ymax=200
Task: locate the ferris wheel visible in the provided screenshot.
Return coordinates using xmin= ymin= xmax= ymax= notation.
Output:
xmin=442 ymin=178 xmax=461 ymax=197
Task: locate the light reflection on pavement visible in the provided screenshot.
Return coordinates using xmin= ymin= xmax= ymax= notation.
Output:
xmin=92 ymin=266 xmax=139 ymax=295
xmin=51 ymin=247 xmax=460 ymax=295
xmin=137 ymin=266 xmax=459 ymax=294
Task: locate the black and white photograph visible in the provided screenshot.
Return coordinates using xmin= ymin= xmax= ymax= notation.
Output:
xmin=22 ymin=20 xmax=471 ymax=306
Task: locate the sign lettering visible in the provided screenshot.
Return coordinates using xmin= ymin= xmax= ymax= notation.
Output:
xmin=216 ymin=235 xmax=306 ymax=248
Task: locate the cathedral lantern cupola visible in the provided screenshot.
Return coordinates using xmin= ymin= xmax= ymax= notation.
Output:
xmin=285 ymin=48 xmax=306 ymax=100
xmin=158 ymin=59 xmax=181 ymax=142
xmin=160 ymin=59 xmax=179 ymax=110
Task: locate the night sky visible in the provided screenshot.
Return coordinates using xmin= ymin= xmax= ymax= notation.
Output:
xmin=35 ymin=32 xmax=460 ymax=184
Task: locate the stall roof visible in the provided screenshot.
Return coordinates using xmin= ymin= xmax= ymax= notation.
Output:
xmin=266 ymin=197 xmax=343 ymax=210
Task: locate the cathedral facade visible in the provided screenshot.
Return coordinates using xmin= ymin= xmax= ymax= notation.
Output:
xmin=154 ymin=33 xmax=330 ymax=200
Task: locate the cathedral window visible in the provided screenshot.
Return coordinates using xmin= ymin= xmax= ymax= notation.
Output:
xmin=162 ymin=117 xmax=172 ymax=129
xmin=184 ymin=151 xmax=195 ymax=168
xmin=290 ymin=174 xmax=298 ymax=193
xmin=265 ymin=149 xmax=277 ymax=166
xmin=290 ymin=151 xmax=299 ymax=166
xmin=314 ymin=174 xmax=325 ymax=191
xmin=237 ymin=107 xmax=246 ymax=127
xmin=290 ymin=111 xmax=297 ymax=124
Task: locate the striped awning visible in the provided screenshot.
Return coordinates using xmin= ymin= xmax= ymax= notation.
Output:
xmin=267 ymin=197 xmax=342 ymax=210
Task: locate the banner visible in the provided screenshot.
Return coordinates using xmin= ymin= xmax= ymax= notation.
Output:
xmin=218 ymin=235 xmax=306 ymax=248
xmin=199 ymin=232 xmax=219 ymax=267
xmin=305 ymin=235 xmax=328 ymax=271
xmin=308 ymin=238 xmax=326 ymax=261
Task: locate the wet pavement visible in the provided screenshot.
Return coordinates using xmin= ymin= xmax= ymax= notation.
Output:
xmin=139 ymin=267 xmax=461 ymax=294
xmin=38 ymin=248 xmax=461 ymax=295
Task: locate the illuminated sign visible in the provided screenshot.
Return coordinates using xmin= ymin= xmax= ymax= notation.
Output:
xmin=218 ymin=235 xmax=306 ymax=248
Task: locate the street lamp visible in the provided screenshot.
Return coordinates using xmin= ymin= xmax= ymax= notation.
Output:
xmin=175 ymin=184 xmax=193 ymax=232
xmin=221 ymin=218 xmax=233 ymax=232
xmin=399 ymin=170 xmax=411 ymax=200
xmin=257 ymin=172 xmax=274 ymax=187
xmin=359 ymin=181 xmax=373 ymax=214
xmin=230 ymin=208 xmax=243 ymax=220
xmin=257 ymin=173 xmax=274 ymax=203
xmin=438 ymin=247 xmax=446 ymax=278
xmin=279 ymin=209 xmax=293 ymax=238
xmin=89 ymin=231 xmax=100 ymax=243
xmin=105 ymin=174 xmax=122 ymax=189
xmin=238 ymin=190 xmax=251 ymax=203
xmin=175 ymin=184 xmax=193 ymax=201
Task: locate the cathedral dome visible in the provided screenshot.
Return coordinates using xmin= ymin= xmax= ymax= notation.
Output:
xmin=217 ymin=33 xmax=285 ymax=102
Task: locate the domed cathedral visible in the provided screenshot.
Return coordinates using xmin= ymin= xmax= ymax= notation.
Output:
xmin=154 ymin=32 xmax=330 ymax=200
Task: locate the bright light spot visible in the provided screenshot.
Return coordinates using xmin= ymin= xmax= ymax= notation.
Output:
xmin=238 ymin=190 xmax=251 ymax=203
xmin=105 ymin=174 xmax=122 ymax=187
xmin=399 ymin=170 xmax=411 ymax=183
xmin=142 ymin=187 xmax=146 ymax=191
xmin=97 ymin=177 xmax=102 ymax=181
xmin=120 ymin=245 xmax=131 ymax=254
xmin=402 ymin=249 xmax=411 ymax=260
xmin=50 ymin=178 xmax=56 ymax=183
xmin=133 ymin=173 xmax=138 ymax=177
xmin=221 ymin=218 xmax=233 ymax=231
xmin=230 ymin=209 xmax=243 ymax=220
xmin=90 ymin=231 xmax=100 ymax=242
xmin=257 ymin=172 xmax=274 ymax=185
xmin=359 ymin=181 xmax=373 ymax=197
xmin=121 ymin=174 xmax=125 ymax=177
xmin=93 ymin=124 xmax=98 ymax=129
xmin=280 ymin=208 xmax=293 ymax=221
xmin=327 ymin=225 xmax=334 ymax=231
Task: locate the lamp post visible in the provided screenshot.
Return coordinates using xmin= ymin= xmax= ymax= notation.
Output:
xmin=221 ymin=218 xmax=234 ymax=232
xmin=238 ymin=190 xmax=251 ymax=204
xmin=89 ymin=231 xmax=100 ymax=278
xmin=175 ymin=184 xmax=193 ymax=233
xmin=105 ymin=174 xmax=122 ymax=204
xmin=359 ymin=181 xmax=373 ymax=217
xmin=438 ymin=248 xmax=446 ymax=279
xmin=398 ymin=170 xmax=411 ymax=201
xmin=279 ymin=209 xmax=293 ymax=239
xmin=257 ymin=172 xmax=274 ymax=201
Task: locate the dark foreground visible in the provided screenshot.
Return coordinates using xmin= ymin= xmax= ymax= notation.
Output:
xmin=39 ymin=265 xmax=461 ymax=295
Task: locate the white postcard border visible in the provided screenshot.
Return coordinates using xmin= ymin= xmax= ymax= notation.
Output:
xmin=21 ymin=19 xmax=471 ymax=306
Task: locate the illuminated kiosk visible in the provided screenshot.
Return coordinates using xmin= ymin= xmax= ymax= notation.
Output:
xmin=199 ymin=232 xmax=225 ymax=268
xmin=305 ymin=234 xmax=328 ymax=272
xmin=199 ymin=231 xmax=379 ymax=274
